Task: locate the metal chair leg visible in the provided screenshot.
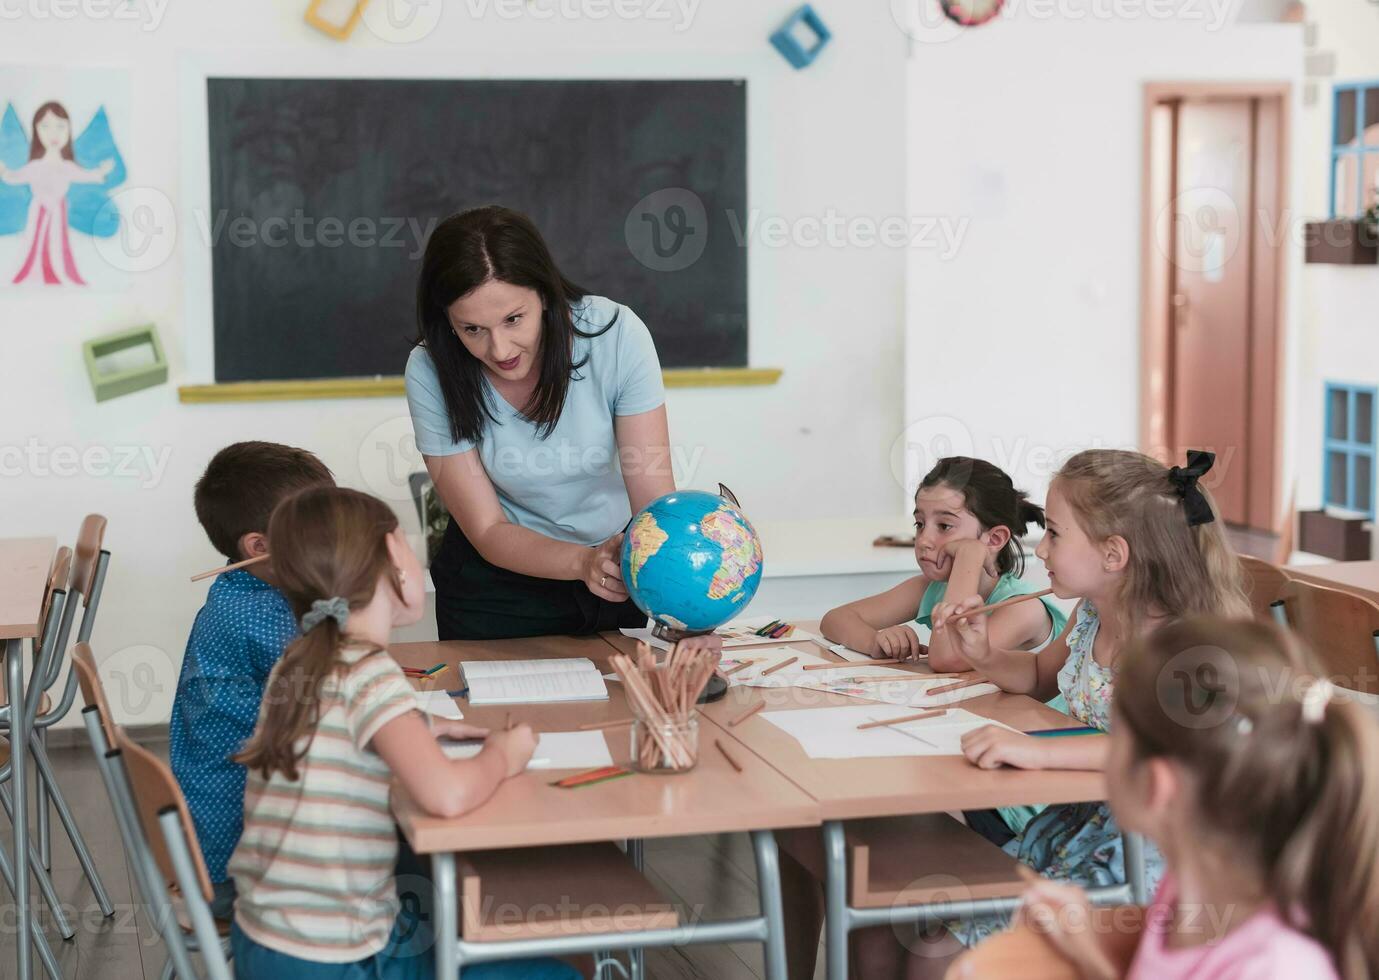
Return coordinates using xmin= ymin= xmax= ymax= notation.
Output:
xmin=0 ymin=785 xmax=74 ymax=939
xmin=0 ymin=821 xmax=66 ymax=980
xmin=29 ymin=735 xmax=114 ymax=916
xmin=35 ymin=728 xmax=50 ymax=871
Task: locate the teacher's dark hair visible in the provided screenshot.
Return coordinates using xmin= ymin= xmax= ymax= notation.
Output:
xmin=415 ymin=205 xmax=615 ymax=443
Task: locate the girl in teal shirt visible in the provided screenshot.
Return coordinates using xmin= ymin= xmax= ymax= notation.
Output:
xmin=821 ymin=456 xmax=1067 ymax=673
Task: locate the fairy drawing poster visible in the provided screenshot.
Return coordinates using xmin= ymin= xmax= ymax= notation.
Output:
xmin=0 ymin=67 xmax=130 ymax=289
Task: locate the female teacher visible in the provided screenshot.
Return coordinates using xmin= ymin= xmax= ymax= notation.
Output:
xmin=405 ymin=205 xmax=700 ymax=644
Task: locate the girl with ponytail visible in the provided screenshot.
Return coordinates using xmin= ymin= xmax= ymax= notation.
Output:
xmin=1015 ymin=617 xmax=1374 ymax=979
xmin=229 ymin=486 xmax=574 ymax=980
xmin=821 ymin=456 xmax=1066 ymax=673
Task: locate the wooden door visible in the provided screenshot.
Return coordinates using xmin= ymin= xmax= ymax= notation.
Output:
xmin=1170 ymin=99 xmax=1255 ymax=526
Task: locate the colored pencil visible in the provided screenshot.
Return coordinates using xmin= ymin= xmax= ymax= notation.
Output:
xmin=803 ymin=658 xmax=901 ymax=670
xmin=728 ymin=701 xmax=765 ymax=727
xmin=423 ymin=662 xmax=448 ymax=676
xmin=551 ymin=766 xmax=632 ymax=789
xmin=945 ymin=588 xmax=1055 ymax=625
xmin=578 ymin=718 xmax=634 ymax=731
xmin=190 ymin=552 xmax=270 ymax=582
xmin=715 ymin=739 xmax=744 ymax=773
xmin=1025 ymin=725 xmax=1100 ymax=738
xmin=760 ymin=656 xmax=798 ymax=676
xmin=925 ymin=677 xmax=991 ymax=697
xmin=857 ymin=708 xmax=948 ymax=731
xmin=754 ymin=620 xmax=782 ymax=636
xmin=849 ymin=672 xmax=985 ymax=685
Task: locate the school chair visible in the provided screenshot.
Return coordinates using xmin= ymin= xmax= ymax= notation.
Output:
xmin=944 ymin=907 xmax=1144 ymax=980
xmin=0 ymin=516 xmax=116 ymax=930
xmin=1238 ymin=554 xmax=1294 ymax=628
xmin=71 ymin=644 xmax=233 ymax=980
xmin=1284 ymin=577 xmax=1379 ymax=695
xmin=34 ymin=515 xmax=111 ymax=866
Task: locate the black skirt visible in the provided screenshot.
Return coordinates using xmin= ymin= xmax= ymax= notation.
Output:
xmin=430 ymin=517 xmax=647 ymax=641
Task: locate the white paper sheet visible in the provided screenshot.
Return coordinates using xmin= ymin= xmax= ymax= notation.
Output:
xmin=414 ymin=689 xmax=464 ymax=720
xmin=439 ymin=731 xmax=614 ymax=770
xmin=761 ymin=706 xmax=1015 ymax=758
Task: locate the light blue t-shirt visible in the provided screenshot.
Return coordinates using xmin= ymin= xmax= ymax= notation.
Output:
xmin=404 ymin=295 xmax=665 ymax=547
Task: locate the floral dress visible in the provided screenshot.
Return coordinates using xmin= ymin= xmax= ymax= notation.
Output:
xmin=947 ymin=602 xmax=1165 ymax=946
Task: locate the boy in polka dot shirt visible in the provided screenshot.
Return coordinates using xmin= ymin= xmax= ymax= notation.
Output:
xmin=170 ymin=442 xmax=334 ymax=919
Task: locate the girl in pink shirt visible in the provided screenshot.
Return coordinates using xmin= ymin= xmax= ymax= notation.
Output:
xmin=1013 ymin=617 xmax=1378 ymax=980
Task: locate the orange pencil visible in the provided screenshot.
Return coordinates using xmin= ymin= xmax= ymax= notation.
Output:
xmin=857 ymin=708 xmax=947 ymax=731
xmin=803 ymin=658 xmax=901 ymax=671
xmin=760 ymin=656 xmax=797 ymax=677
xmin=925 ymin=677 xmax=990 ymax=697
xmin=946 ymin=588 xmax=1055 ymax=624
xmin=715 ymin=739 xmax=744 ymax=773
xmin=728 ymin=701 xmax=765 ymax=727
xmin=190 ymin=552 xmax=270 ymax=582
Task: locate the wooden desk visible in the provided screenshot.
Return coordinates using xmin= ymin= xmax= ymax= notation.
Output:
xmin=603 ymin=624 xmax=1128 ymax=980
xmin=601 ymin=626 xmax=1105 ymax=820
xmin=389 ymin=634 xmax=816 ymax=980
xmin=0 ymin=536 xmax=54 ymax=980
xmin=1286 ymin=560 xmax=1379 ymax=604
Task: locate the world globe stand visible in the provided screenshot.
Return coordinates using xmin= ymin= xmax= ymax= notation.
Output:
xmin=650 ymin=622 xmax=730 ymax=704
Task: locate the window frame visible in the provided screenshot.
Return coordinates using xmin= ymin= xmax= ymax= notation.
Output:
xmin=1329 ymin=80 xmax=1379 ymax=219
xmin=1323 ymin=382 xmax=1378 ymax=519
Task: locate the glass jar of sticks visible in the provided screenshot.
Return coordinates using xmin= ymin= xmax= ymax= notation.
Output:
xmin=611 ymin=641 xmax=717 ymax=775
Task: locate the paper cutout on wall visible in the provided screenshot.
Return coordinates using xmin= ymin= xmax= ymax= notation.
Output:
xmin=0 ymin=91 xmax=127 ymax=287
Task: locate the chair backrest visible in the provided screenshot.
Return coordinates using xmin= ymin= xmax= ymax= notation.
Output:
xmin=36 ymin=546 xmax=71 ymax=647
xmin=71 ymin=514 xmax=107 ymax=607
xmin=114 ymin=727 xmax=215 ymax=903
xmin=1287 ymin=579 xmax=1379 ymax=694
xmin=1239 ymin=555 xmax=1295 ymax=624
xmin=71 ymin=643 xmax=119 ymax=748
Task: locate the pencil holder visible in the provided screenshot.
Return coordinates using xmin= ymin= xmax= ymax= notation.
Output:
xmin=630 ymin=716 xmax=699 ymax=774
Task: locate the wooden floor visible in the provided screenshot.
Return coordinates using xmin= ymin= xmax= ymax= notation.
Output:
xmin=6 ymin=742 xmax=825 ymax=980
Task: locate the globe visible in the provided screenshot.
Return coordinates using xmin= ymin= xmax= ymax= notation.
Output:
xmin=621 ymin=490 xmax=764 ymax=634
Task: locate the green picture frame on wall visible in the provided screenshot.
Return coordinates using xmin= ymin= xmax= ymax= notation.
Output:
xmin=83 ymin=324 xmax=168 ymax=402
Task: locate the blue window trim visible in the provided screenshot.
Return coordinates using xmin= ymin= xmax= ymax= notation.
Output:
xmin=1329 ymin=81 xmax=1379 ymax=219
xmin=1323 ymin=382 xmax=1377 ymax=518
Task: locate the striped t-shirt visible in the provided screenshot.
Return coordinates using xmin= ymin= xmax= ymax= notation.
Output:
xmin=229 ymin=643 xmax=419 ymax=963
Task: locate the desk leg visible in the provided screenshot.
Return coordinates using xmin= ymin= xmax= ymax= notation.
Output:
xmin=750 ymin=830 xmax=787 ymax=980
xmin=822 ymin=821 xmax=849 ymax=980
xmin=434 ymin=850 xmax=459 ymax=978
xmin=626 ymin=840 xmax=644 ymax=980
xmin=1124 ymin=831 xmax=1148 ymax=904
xmin=7 ymin=640 xmax=30 ymax=980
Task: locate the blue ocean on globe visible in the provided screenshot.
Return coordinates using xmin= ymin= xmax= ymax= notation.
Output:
xmin=621 ymin=490 xmax=764 ymax=633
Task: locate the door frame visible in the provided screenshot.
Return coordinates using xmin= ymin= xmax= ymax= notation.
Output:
xmin=1139 ymin=80 xmax=1292 ymax=533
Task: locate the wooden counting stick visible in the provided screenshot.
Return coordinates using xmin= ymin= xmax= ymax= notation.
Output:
xmin=728 ymin=701 xmax=765 ymax=727
xmin=925 ymin=677 xmax=991 ymax=697
xmin=945 ymin=588 xmax=1055 ymax=624
xmin=760 ymin=656 xmax=797 ymax=677
xmin=190 ymin=553 xmax=270 ymax=582
xmin=856 ymin=708 xmax=947 ymax=731
xmin=715 ymin=739 xmax=744 ymax=773
xmin=802 ymin=658 xmax=901 ymax=670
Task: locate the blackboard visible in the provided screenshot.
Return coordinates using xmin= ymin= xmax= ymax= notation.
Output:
xmin=206 ymin=78 xmax=748 ymax=382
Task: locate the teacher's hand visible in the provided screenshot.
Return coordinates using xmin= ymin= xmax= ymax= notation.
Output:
xmin=583 ymin=533 xmax=629 ymax=603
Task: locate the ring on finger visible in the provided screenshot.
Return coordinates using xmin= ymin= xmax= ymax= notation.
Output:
xmin=601 ymin=575 xmax=607 ymax=588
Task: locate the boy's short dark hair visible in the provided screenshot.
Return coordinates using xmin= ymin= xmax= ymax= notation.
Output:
xmin=194 ymin=442 xmax=334 ymax=561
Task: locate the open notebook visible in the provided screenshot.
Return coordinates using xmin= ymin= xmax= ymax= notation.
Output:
xmin=460 ymin=658 xmax=609 ymax=705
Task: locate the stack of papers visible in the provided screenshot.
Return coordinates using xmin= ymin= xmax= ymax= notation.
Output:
xmin=440 ymin=731 xmax=615 ymax=770
xmin=461 ymin=659 xmax=608 ymax=705
xmin=761 ymin=705 xmax=1014 ymax=758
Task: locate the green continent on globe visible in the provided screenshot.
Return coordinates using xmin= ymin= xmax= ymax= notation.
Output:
xmin=699 ymin=506 xmax=762 ymax=601
xmin=627 ymin=512 xmax=668 ymax=588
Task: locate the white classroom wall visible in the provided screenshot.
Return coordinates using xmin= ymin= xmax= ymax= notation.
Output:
xmin=903 ymin=13 xmax=1306 ymax=508
xmin=1294 ymin=0 xmax=1379 ymax=518
xmin=0 ymin=1 xmax=909 ymax=728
